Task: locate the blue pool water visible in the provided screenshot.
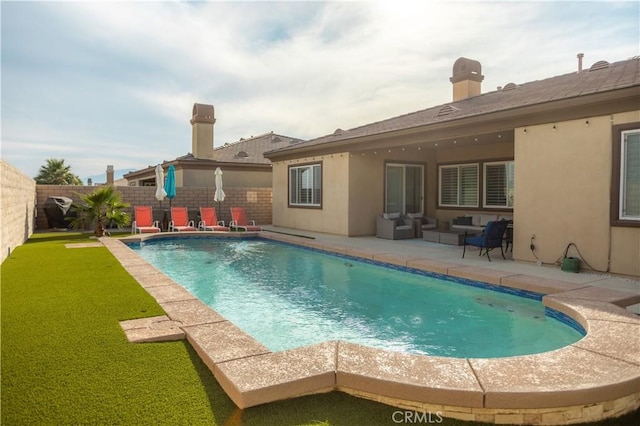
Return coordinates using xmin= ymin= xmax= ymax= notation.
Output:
xmin=129 ymin=237 xmax=584 ymax=358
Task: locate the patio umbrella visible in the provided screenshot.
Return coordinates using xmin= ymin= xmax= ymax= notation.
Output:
xmin=165 ymin=164 xmax=176 ymax=207
xmin=214 ymin=167 xmax=225 ymax=203
xmin=214 ymin=167 xmax=225 ymax=219
xmin=154 ymin=164 xmax=167 ymax=202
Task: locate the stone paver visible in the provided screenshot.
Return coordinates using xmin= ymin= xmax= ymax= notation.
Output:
xmin=119 ymin=315 xmax=185 ymax=343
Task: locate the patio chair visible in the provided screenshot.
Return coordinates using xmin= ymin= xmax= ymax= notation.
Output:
xmin=169 ymin=207 xmax=197 ymax=232
xmin=406 ymin=212 xmax=438 ymax=238
xmin=132 ymin=206 xmax=161 ymax=234
xmin=230 ymin=207 xmax=262 ymax=232
xmin=376 ymin=213 xmax=415 ymax=240
xmin=462 ymin=220 xmax=510 ymax=261
xmin=198 ymin=207 xmax=229 ymax=232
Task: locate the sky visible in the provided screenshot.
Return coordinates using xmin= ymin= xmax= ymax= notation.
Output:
xmin=1 ymin=1 xmax=639 ymax=182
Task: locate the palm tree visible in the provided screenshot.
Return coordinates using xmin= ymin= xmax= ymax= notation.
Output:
xmin=70 ymin=186 xmax=130 ymax=237
xmin=35 ymin=158 xmax=83 ymax=185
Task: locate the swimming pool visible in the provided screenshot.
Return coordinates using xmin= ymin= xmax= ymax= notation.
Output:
xmin=129 ymin=237 xmax=584 ymax=358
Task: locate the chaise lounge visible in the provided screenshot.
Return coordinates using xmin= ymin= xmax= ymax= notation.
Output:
xmin=230 ymin=207 xmax=262 ymax=232
xmin=131 ymin=206 xmax=161 ymax=234
xmin=198 ymin=207 xmax=229 ymax=232
xmin=169 ymin=207 xmax=197 ymax=232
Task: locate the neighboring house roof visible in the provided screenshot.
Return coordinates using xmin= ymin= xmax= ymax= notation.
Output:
xmin=124 ymin=132 xmax=301 ymax=180
xmin=266 ymin=57 xmax=640 ymax=157
xmin=210 ymin=132 xmax=302 ymax=164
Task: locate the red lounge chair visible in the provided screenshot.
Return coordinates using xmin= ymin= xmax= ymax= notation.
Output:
xmin=132 ymin=206 xmax=161 ymax=234
xmin=198 ymin=207 xmax=229 ymax=232
xmin=230 ymin=207 xmax=262 ymax=232
xmin=169 ymin=207 xmax=197 ymax=232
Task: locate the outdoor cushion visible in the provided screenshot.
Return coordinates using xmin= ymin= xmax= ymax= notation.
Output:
xmin=383 ymin=212 xmax=401 ymax=220
xmin=406 ymin=212 xmax=423 ymax=219
xmin=480 ymin=214 xmax=496 ymax=226
xmin=453 ymin=216 xmax=473 ymax=225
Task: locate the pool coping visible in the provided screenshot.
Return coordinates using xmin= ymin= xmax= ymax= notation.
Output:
xmin=101 ymin=232 xmax=640 ymax=424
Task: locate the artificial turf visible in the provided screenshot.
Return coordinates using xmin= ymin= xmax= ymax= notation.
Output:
xmin=0 ymin=233 xmax=401 ymax=425
xmin=1 ymin=233 xmax=638 ymax=425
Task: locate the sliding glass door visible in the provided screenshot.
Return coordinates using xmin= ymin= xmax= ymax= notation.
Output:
xmin=385 ymin=164 xmax=424 ymax=214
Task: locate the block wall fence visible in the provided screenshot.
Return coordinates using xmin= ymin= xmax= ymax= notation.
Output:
xmin=1 ymin=160 xmax=37 ymax=264
xmin=35 ymin=185 xmax=273 ymax=230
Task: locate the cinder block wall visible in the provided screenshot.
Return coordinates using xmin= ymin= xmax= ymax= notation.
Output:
xmin=35 ymin=185 xmax=273 ymax=230
xmin=1 ymin=160 xmax=37 ymax=263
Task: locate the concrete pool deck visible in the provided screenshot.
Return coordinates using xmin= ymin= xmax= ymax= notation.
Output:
xmin=100 ymin=229 xmax=640 ymax=425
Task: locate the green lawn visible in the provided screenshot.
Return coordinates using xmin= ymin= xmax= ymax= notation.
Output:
xmin=1 ymin=233 xmax=638 ymax=425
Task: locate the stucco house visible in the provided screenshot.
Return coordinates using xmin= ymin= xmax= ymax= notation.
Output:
xmin=265 ymin=56 xmax=640 ymax=277
xmin=125 ymin=103 xmax=302 ymax=189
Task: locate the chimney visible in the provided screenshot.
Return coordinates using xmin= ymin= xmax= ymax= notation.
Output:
xmin=106 ymin=165 xmax=114 ymax=185
xmin=191 ymin=103 xmax=216 ymax=160
xmin=577 ymin=53 xmax=584 ymax=72
xmin=450 ymin=57 xmax=484 ymax=101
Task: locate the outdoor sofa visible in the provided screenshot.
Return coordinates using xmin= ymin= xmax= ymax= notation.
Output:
xmin=451 ymin=213 xmax=512 ymax=232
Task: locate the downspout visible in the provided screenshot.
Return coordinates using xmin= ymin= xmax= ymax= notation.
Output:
xmin=606 ymin=115 xmax=613 ymax=272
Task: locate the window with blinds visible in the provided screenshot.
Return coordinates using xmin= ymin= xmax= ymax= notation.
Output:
xmin=439 ymin=164 xmax=478 ymax=207
xmin=289 ymin=163 xmax=322 ymax=207
xmin=484 ymin=161 xmax=515 ymax=208
xmin=620 ymin=130 xmax=640 ymax=220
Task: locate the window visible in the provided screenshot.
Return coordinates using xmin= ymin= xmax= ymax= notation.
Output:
xmin=484 ymin=161 xmax=515 ymax=208
xmin=289 ymin=163 xmax=322 ymax=207
xmin=612 ymin=126 xmax=640 ymax=225
xmin=439 ymin=164 xmax=478 ymax=207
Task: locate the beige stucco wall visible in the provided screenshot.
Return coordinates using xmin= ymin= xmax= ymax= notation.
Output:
xmin=181 ymin=168 xmax=272 ymax=188
xmin=513 ymin=112 xmax=639 ymax=276
xmin=610 ymin=227 xmax=640 ymax=276
xmin=272 ymin=142 xmax=514 ymax=237
xmin=272 ymin=154 xmax=350 ymax=235
xmin=273 ymin=149 xmax=440 ymax=236
xmin=1 ymin=159 xmax=36 ymax=263
xmin=347 ymin=149 xmax=438 ymax=236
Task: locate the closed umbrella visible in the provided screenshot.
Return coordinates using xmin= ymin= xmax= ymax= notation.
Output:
xmin=155 ymin=164 xmax=167 ymax=202
xmin=165 ymin=164 xmax=176 ymax=207
xmin=214 ymin=167 xmax=225 ymax=220
xmin=214 ymin=167 xmax=225 ymax=203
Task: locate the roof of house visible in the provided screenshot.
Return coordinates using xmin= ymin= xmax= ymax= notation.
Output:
xmin=125 ymin=132 xmax=302 ymax=179
xmin=211 ymin=132 xmax=302 ymax=164
xmin=171 ymin=132 xmax=302 ymax=165
xmin=266 ymin=57 xmax=640 ymax=156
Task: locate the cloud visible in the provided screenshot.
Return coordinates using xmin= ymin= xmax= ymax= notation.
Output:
xmin=1 ymin=1 xmax=638 ymax=177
